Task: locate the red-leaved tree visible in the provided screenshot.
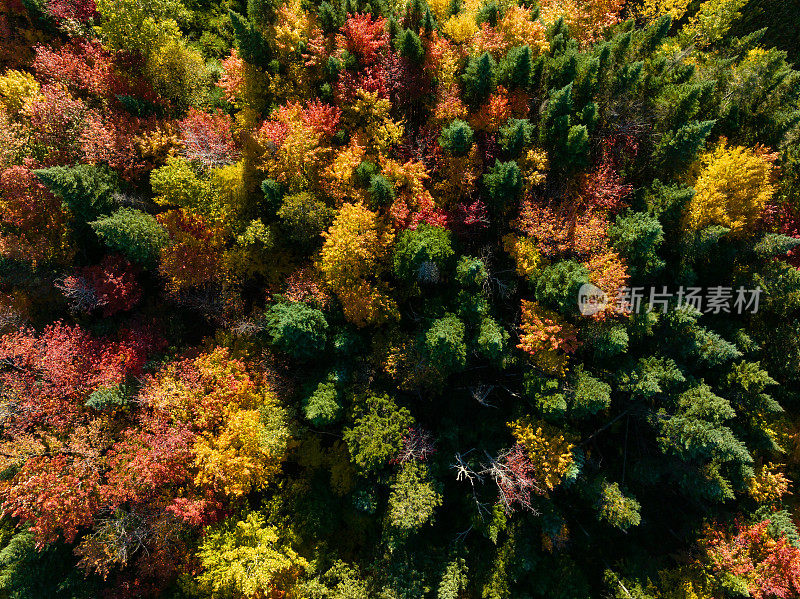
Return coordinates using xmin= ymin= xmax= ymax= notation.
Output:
xmin=703 ymin=519 xmax=800 ymax=599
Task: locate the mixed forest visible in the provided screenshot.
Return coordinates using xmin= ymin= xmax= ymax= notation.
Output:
xmin=1 ymin=0 xmax=800 ymax=595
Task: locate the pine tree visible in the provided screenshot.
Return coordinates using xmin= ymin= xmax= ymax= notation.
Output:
xmin=90 ymin=208 xmax=169 ymax=266
xmin=438 ymin=119 xmax=474 ymax=156
xmin=476 ymin=0 xmax=500 ymax=26
xmin=538 ymin=82 xmax=589 ymax=170
xmin=422 ymin=7 xmax=436 ymax=34
xmin=483 ymin=160 xmax=522 ymax=215
xmin=261 ymin=178 xmax=284 ymax=216
xmin=462 ymin=52 xmax=497 ymax=108
xmin=653 ymin=120 xmax=716 ymax=173
xmin=396 ymin=28 xmax=425 ymax=63
xmin=229 ymin=10 xmax=272 ymax=65
xmin=369 ymin=174 xmax=396 ymax=206
xmin=657 ymin=383 xmax=752 ymax=501
xmin=498 ymin=118 xmax=534 ymax=158
xmin=476 ymin=316 xmax=509 ymax=362
xmin=317 ymin=1 xmax=344 ymax=34
xmin=608 ymin=212 xmax=665 ymax=280
xmin=34 ymin=164 xmax=119 ymax=224
xmin=498 ymin=45 xmax=532 ymax=90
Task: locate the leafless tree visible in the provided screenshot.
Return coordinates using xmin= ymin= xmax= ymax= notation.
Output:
xmin=395 ymin=427 xmax=435 ymax=463
xmin=479 ymin=445 xmax=542 ymax=515
xmin=54 ymin=275 xmax=105 ymax=313
xmin=468 ymin=384 xmax=496 ymax=408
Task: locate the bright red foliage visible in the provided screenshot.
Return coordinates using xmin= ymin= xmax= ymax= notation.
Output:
xmin=516 ymin=200 xmax=610 ymax=258
xmin=300 ymin=100 xmax=341 ymax=138
xmin=3 ymin=455 xmax=103 ymax=545
xmin=59 ymin=255 xmax=143 ymax=316
xmin=486 ymin=444 xmax=542 ymax=513
xmin=218 ymin=49 xmax=245 ymax=103
xmin=470 ymin=87 xmax=512 ymax=133
xmin=87 ymin=255 xmax=143 ymax=316
xmin=338 ymin=14 xmax=388 ymax=65
xmin=452 ymin=199 xmax=490 ymax=236
xmin=258 ymin=119 xmax=291 ymax=149
xmin=410 ymin=198 xmax=449 ymax=229
xmin=579 ymin=139 xmax=634 ymax=212
xmin=283 ymin=264 xmax=331 ymax=308
xmin=166 ymin=493 xmax=224 ymax=527
xmin=580 ymin=162 xmax=632 ymax=213
xmin=336 ymin=62 xmax=391 ymax=104
xmin=81 ymin=112 xmax=153 ymax=179
xmin=383 ymin=49 xmax=433 ymax=114
xmin=390 ymin=191 xmax=449 ymax=230
xmin=703 ymin=519 xmax=800 ymax=599
xmin=33 ymin=40 xmax=122 ymax=101
xmin=0 ymin=322 xmax=160 ymax=433
xmin=0 ymin=165 xmax=67 ymax=263
xmin=102 ymin=417 xmax=195 ymax=507
xmin=0 ymin=323 xmax=164 ymax=544
xmin=46 ymin=0 xmax=96 ymax=22
xmin=765 ymin=201 xmax=800 ymax=267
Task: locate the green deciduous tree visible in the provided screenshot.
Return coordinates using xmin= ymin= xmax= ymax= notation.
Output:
xmin=195 ymin=511 xmax=307 ymax=598
xmin=393 ymin=224 xmax=454 ymax=284
xmin=388 ymin=461 xmax=442 ymax=530
xmin=424 ymin=314 xmax=467 ymax=374
xmin=535 ymin=259 xmax=590 ymax=314
xmin=343 ymin=394 xmax=413 ymax=472
xmin=277 ymin=191 xmax=335 ymax=249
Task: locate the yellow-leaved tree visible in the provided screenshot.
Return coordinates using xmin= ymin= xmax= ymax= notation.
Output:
xmin=319 ymin=202 xmax=398 ymax=327
xmin=193 ymin=511 xmax=307 ymax=598
xmin=510 ymin=419 xmax=576 ymax=493
xmin=193 ymin=407 xmax=289 ymax=497
xmin=141 ymin=347 xmax=290 ymax=497
xmin=0 ymin=69 xmax=40 ymax=115
xmin=678 ymin=0 xmax=749 ymax=47
xmin=637 ymin=0 xmax=692 ymax=22
xmin=684 ymin=141 xmax=776 ymax=234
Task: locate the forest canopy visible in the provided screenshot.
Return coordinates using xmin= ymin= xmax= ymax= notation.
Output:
xmin=1 ymin=0 xmax=800 ymax=596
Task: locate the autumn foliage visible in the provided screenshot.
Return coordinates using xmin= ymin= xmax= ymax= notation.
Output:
xmin=1 ymin=0 xmax=800 ymax=596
